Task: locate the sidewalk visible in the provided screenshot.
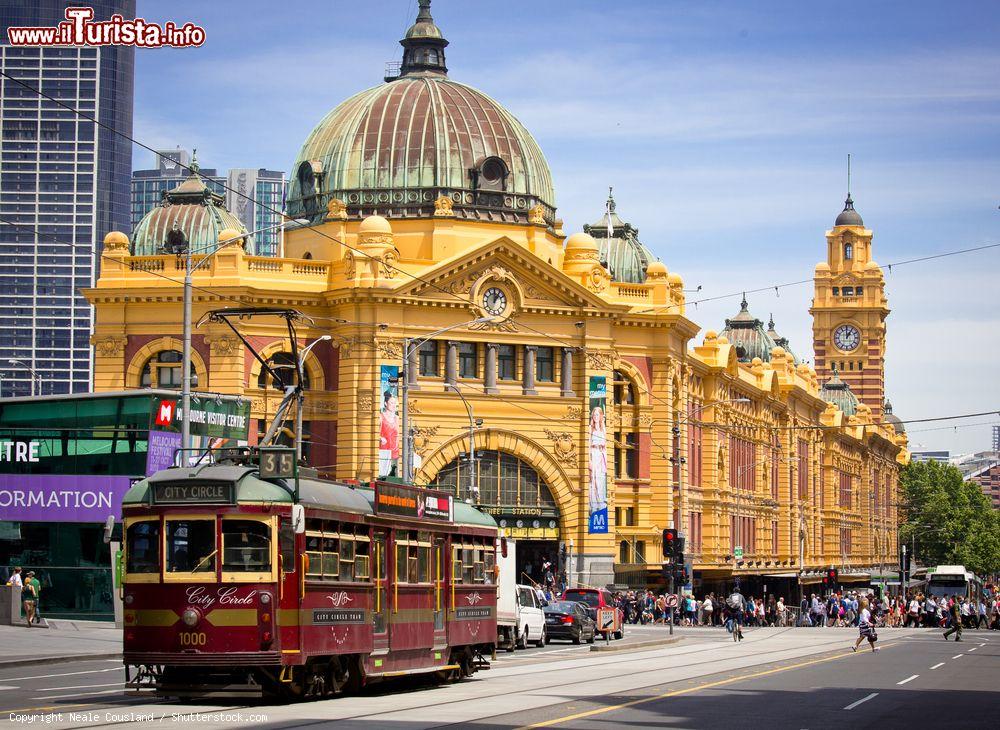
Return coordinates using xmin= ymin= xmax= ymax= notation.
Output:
xmin=0 ymin=619 xmax=121 ymax=668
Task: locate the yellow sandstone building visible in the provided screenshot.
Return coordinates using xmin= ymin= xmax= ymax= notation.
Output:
xmin=85 ymin=1 xmax=906 ymax=593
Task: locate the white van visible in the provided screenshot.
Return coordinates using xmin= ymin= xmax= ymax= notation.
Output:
xmin=514 ymin=583 xmax=546 ymax=648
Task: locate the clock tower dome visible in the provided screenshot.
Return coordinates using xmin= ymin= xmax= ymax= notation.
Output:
xmin=810 ymin=192 xmax=890 ymax=420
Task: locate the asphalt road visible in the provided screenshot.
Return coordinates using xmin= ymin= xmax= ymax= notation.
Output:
xmin=0 ymin=627 xmax=994 ymax=728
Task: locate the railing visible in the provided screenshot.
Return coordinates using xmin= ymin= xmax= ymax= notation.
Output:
xmin=246 ymin=257 xmax=282 ymax=272
xmin=128 ymin=257 xmax=165 ymax=272
xmin=613 ymin=284 xmax=652 ymax=300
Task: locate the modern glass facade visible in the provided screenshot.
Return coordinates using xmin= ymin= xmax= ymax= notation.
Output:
xmin=0 ymin=1 xmax=135 ymax=398
xmin=131 ymin=150 xmax=286 ymax=257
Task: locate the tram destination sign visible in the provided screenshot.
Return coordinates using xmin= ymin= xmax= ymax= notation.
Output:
xmin=151 ymin=481 xmax=235 ymax=505
xmin=374 ymin=482 xmax=453 ymax=522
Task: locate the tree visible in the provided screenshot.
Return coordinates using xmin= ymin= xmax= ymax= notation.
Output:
xmin=898 ymin=460 xmax=1000 ymax=576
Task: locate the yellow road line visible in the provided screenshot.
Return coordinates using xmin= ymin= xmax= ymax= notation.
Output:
xmin=518 ymin=641 xmax=898 ymax=729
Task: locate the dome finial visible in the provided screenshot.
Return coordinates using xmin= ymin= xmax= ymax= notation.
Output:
xmin=768 ymin=312 xmax=775 ymax=330
xmin=607 ymin=186 xmax=616 ymax=213
xmin=400 ymin=0 xmax=448 ymax=77
xmin=740 ymin=292 xmax=748 ymax=311
xmin=190 ymin=148 xmax=200 ymax=176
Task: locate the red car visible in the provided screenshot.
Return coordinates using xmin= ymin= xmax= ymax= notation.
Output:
xmin=561 ymin=587 xmax=625 ymax=639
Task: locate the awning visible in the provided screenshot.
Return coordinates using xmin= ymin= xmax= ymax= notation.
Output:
xmin=762 ymin=572 xmax=800 ymax=578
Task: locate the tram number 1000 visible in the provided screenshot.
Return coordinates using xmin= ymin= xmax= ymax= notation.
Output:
xmin=179 ymin=632 xmax=207 ymax=647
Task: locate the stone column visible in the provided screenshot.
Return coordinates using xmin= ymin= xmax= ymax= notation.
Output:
xmin=560 ymin=347 xmax=575 ymax=397
xmin=445 ymin=341 xmax=459 ymax=387
xmin=407 ymin=342 xmax=420 ymax=391
xmin=484 ymin=343 xmax=499 ymax=394
xmin=522 ymin=346 xmax=537 ymax=395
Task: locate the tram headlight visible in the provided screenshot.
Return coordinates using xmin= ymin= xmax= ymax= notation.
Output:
xmin=181 ymin=608 xmax=200 ymax=627
xmin=259 ymin=592 xmax=272 ymax=605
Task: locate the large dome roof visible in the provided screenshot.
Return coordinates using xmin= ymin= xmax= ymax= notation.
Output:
xmin=285 ymin=2 xmax=554 ymax=225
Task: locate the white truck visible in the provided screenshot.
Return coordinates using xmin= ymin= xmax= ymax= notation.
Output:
xmin=495 ymin=537 xmax=546 ymax=650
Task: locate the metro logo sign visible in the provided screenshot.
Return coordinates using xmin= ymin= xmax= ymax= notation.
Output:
xmin=155 ymin=400 xmax=176 ymax=427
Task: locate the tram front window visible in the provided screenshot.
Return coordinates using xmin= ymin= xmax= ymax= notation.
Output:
xmin=126 ymin=520 xmax=160 ymax=574
xmin=222 ymin=520 xmax=272 ymax=572
xmin=166 ymin=520 xmax=216 ymax=573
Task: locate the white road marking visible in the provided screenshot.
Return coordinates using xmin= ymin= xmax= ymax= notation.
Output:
xmin=32 ymin=688 xmax=122 ymax=700
xmin=967 ymin=647 xmax=977 ymax=652
xmin=843 ymin=692 xmax=879 ymax=710
xmin=930 ymin=662 xmax=945 ymax=669
xmin=0 ymin=685 xmax=20 ymax=691
xmin=952 ymin=654 xmax=963 ymax=659
xmin=896 ymin=675 xmax=919 ymax=685
xmin=1 ymin=667 xmax=120 ymax=683
xmin=36 ymin=682 xmax=122 ymax=692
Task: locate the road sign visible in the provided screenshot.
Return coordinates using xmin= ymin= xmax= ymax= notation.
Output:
xmin=734 ymin=546 xmax=744 ymax=560
xmin=597 ymin=607 xmax=617 ymax=634
xmin=665 ymin=593 xmax=679 ymax=608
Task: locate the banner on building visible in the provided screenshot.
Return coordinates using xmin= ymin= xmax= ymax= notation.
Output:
xmin=0 ymin=474 xmax=134 ymax=523
xmin=149 ymin=397 xmax=250 ymax=440
xmin=378 ymin=365 xmax=400 ymax=478
xmin=588 ymin=375 xmax=608 ymax=534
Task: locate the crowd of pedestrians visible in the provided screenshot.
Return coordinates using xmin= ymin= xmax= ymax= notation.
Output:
xmin=611 ymin=589 xmax=797 ymax=629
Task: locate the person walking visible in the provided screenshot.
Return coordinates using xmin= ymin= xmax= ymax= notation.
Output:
xmin=6 ymin=566 xmax=22 ymax=590
xmin=943 ymin=595 xmax=963 ymax=642
xmin=852 ymin=599 xmax=880 ymax=653
xmin=21 ymin=571 xmax=40 ymax=626
xmin=702 ymin=594 xmax=714 ymax=627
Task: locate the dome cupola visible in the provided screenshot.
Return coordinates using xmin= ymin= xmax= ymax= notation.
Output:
xmin=766 ymin=313 xmax=799 ymax=364
xmin=583 ymin=188 xmax=657 ymax=284
xmin=820 ymin=367 xmax=859 ymax=416
xmin=883 ymin=400 xmax=905 ymax=433
xmin=719 ymin=296 xmax=779 ymax=363
xmin=285 ymin=0 xmax=555 ymax=226
xmin=131 ymin=153 xmax=250 ymax=256
xmin=834 ymin=193 xmax=864 ymax=227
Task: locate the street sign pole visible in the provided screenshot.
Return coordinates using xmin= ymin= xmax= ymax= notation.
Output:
xmin=668 ymin=572 xmax=674 ymax=636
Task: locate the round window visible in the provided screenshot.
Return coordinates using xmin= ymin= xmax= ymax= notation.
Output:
xmin=481 ymin=157 xmax=506 ymax=183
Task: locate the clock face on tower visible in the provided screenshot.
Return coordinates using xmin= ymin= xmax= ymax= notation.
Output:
xmin=833 ymin=324 xmax=861 ymax=352
xmin=481 ymin=286 xmax=508 ymax=317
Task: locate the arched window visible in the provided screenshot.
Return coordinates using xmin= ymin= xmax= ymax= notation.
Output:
xmin=844 ymin=242 xmax=853 ymax=260
xmin=612 ymin=370 xmax=640 ymax=479
xmin=257 ymin=352 xmax=309 ymax=391
xmin=140 ymin=350 xmax=196 ymax=389
xmin=433 ymin=450 xmax=556 ymax=508
xmin=613 ymin=369 xmax=636 ymax=405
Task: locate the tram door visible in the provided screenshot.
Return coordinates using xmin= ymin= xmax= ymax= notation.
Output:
xmin=432 ymin=536 xmax=447 ymax=649
xmin=373 ymin=530 xmax=388 ymax=654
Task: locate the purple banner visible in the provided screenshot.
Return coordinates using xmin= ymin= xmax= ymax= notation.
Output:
xmin=0 ymin=474 xmax=133 ymax=523
xmin=146 ymin=430 xmax=182 ymax=475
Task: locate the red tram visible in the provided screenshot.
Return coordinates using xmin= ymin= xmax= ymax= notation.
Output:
xmin=121 ymin=459 xmax=498 ymax=698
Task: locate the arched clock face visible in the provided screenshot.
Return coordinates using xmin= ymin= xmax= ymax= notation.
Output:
xmin=833 ymin=324 xmax=861 ymax=352
xmin=481 ymin=286 xmax=508 ymax=316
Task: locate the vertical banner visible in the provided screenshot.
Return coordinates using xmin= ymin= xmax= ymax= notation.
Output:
xmin=588 ymin=375 xmax=609 ymax=533
xmin=378 ymin=365 xmax=400 ymax=478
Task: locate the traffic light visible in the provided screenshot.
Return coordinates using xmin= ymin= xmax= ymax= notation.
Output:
xmin=827 ymin=568 xmax=838 ymax=589
xmin=899 ymin=549 xmax=911 ymax=574
xmin=675 ymin=564 xmax=689 ymax=585
xmin=662 ymin=528 xmax=678 ymax=559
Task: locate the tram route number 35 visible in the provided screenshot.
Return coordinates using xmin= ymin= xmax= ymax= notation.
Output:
xmin=179 ymin=632 xmax=207 ymax=647
xmin=259 ymin=446 xmax=296 ymax=479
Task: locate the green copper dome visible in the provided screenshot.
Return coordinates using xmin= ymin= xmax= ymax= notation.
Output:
xmin=766 ymin=314 xmax=800 ymax=364
xmin=285 ymin=1 xmax=555 ymax=225
xmin=583 ymin=188 xmax=657 ymax=284
xmin=820 ymin=368 xmax=859 ymax=416
xmin=131 ymin=157 xmax=250 ymax=256
xmin=719 ymin=297 xmax=779 ymax=363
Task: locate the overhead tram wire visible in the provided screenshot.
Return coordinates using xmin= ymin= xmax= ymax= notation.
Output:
xmin=5 ymin=71 xmax=994 ymax=430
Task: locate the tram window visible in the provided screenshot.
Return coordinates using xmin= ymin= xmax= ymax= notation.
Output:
xmin=484 ymin=548 xmax=496 ymax=580
xmin=279 ymin=520 xmax=295 ymax=573
xmin=166 ymin=520 xmax=215 ymax=573
xmin=417 ymin=546 xmax=430 ymax=583
xmin=305 ymin=532 xmax=322 ymax=578
xmin=322 ymin=535 xmax=340 ymax=578
xmin=126 ymin=520 xmax=160 ymax=574
xmin=453 ymin=557 xmax=464 ymax=584
xmin=221 ymin=520 xmax=271 ymax=572
xmin=354 ymin=554 xmax=370 ymax=580
xmin=396 ymin=544 xmax=408 ymax=583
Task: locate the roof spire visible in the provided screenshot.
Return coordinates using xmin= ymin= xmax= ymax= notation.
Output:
xmin=189 ymin=148 xmax=200 ymax=176
xmin=399 ymin=0 xmax=449 ymax=77
xmin=768 ymin=312 xmax=775 ymax=330
xmin=740 ymin=292 xmax=748 ymax=311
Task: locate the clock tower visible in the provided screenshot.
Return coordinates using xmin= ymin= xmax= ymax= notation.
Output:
xmin=810 ymin=193 xmax=890 ymax=420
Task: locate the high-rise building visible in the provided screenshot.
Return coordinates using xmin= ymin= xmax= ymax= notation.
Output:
xmin=0 ymin=1 xmax=135 ymax=397
xmin=131 ymin=150 xmax=285 ymax=257
xmin=993 ymin=425 xmax=999 ymax=452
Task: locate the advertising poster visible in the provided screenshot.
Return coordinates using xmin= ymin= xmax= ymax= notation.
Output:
xmin=378 ymin=365 xmax=400 ymax=478
xmin=588 ymin=375 xmax=609 ymax=534
xmin=0 ymin=474 xmax=133 ymax=523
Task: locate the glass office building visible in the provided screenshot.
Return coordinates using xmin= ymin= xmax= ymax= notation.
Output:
xmin=0 ymin=1 xmax=135 ymax=398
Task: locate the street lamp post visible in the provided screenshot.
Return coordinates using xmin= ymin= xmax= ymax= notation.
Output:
xmin=446 ymin=383 xmax=484 ymax=501
xmin=180 ymin=220 xmax=292 ymax=454
xmin=400 ymin=317 xmax=493 ymax=483
xmin=7 ymin=358 xmax=42 ymax=396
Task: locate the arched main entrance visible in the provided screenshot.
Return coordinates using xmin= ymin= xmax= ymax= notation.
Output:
xmin=429 ymin=449 xmax=562 ymax=588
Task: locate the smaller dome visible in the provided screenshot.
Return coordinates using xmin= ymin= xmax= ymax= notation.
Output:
xmin=766 ymin=314 xmax=800 ymax=365
xmin=583 ymin=189 xmax=656 ymax=284
xmin=820 ymin=368 xmax=859 ymax=416
xmin=667 ymin=272 xmax=683 ymax=286
xmin=815 ymin=262 xmax=831 ymax=273
xmin=565 ymin=231 xmax=598 ymax=252
xmin=835 ymin=194 xmax=864 ymax=227
xmin=646 ymin=260 xmax=667 ymax=277
xmin=719 ymin=296 xmax=778 ymax=363
xmin=218 ymin=228 xmax=244 ymax=244
xmin=103 ymin=230 xmax=129 ymax=249
xmin=883 ymin=400 xmax=905 ymax=434
xmin=359 ymin=215 xmax=392 ymax=234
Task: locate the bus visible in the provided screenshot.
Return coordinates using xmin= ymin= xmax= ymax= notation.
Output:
xmin=926 ymin=565 xmax=982 ymax=600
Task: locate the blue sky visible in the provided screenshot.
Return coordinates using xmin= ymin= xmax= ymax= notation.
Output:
xmin=132 ymin=1 xmax=1000 ymax=455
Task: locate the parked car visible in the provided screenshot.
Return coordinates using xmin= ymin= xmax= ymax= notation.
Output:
xmin=561 ymin=587 xmax=625 ymax=639
xmin=544 ymin=600 xmax=596 ymax=644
